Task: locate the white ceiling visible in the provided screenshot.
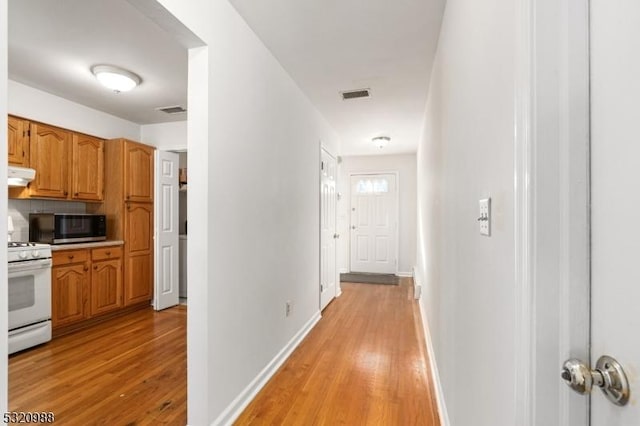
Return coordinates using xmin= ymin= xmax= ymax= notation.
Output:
xmin=8 ymin=0 xmax=188 ymax=125
xmin=229 ymin=0 xmax=446 ymax=155
xmin=8 ymin=0 xmax=445 ymax=154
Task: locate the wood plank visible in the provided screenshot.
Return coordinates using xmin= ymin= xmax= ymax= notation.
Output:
xmin=9 ymin=306 xmax=186 ymax=425
xmin=236 ymin=278 xmax=441 ymax=425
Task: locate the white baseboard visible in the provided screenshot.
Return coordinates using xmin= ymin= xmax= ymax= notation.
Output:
xmin=418 ymin=301 xmax=450 ymax=426
xmin=211 ymin=311 xmax=322 ymax=426
xmin=397 ymin=271 xmax=413 ymax=277
xmin=339 ymin=268 xmax=348 ymax=274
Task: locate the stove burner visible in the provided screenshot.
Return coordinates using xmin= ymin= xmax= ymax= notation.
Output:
xmin=8 ymin=242 xmax=36 ymax=248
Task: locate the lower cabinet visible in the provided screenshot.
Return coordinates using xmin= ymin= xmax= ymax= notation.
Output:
xmin=52 ymin=245 xmax=123 ymax=330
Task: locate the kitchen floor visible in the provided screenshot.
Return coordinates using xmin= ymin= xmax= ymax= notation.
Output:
xmin=9 ymin=306 xmax=186 ymax=425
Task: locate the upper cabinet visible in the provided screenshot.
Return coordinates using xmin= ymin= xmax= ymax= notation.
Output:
xmin=8 ymin=116 xmax=105 ymax=201
xmin=124 ymin=140 xmax=154 ymax=202
xmin=7 ymin=116 xmax=30 ymax=167
xmin=28 ymin=122 xmax=71 ymax=198
xmin=72 ymin=134 xmax=104 ymax=201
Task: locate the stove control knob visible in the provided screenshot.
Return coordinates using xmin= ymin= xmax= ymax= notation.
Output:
xmin=32 ymin=251 xmax=40 ymax=258
xmin=19 ymin=251 xmax=28 ymax=259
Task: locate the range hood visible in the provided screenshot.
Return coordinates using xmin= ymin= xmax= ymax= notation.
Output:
xmin=8 ymin=165 xmax=36 ymax=187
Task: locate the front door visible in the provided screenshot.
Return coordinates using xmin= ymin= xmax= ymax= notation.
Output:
xmin=589 ymin=1 xmax=640 ymax=424
xmin=349 ymin=174 xmax=397 ymax=274
xmin=320 ymin=149 xmax=337 ymax=310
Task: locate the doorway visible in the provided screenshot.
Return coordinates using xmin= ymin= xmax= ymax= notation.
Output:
xmin=320 ymin=148 xmax=338 ymax=310
xmin=349 ymin=173 xmax=398 ymax=274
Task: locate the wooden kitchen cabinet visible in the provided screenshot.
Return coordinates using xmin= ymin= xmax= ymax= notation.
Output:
xmin=52 ymin=256 xmax=89 ymax=328
xmin=7 ymin=115 xmax=29 ymax=166
xmin=28 ymin=122 xmax=71 ymax=198
xmin=124 ymin=140 xmax=154 ymax=202
xmin=72 ymin=133 xmax=104 ymax=201
xmin=87 ymin=138 xmax=155 ymax=307
xmin=124 ymin=202 xmax=153 ymax=305
xmin=52 ymin=245 xmax=124 ymax=331
xmin=8 ymin=117 xmax=105 ymax=201
xmin=90 ymin=246 xmax=123 ymax=316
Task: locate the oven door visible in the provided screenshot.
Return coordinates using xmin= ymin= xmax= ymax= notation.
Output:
xmin=8 ymin=258 xmax=52 ymax=330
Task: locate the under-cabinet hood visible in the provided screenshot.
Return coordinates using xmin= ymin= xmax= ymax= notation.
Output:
xmin=8 ymin=165 xmax=36 ymax=187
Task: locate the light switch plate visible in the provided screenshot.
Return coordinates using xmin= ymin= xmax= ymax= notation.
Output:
xmin=479 ymin=198 xmax=491 ymax=236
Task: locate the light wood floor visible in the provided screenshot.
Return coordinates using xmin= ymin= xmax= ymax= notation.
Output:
xmin=236 ymin=279 xmax=441 ymax=426
xmin=9 ymin=306 xmax=187 ymax=425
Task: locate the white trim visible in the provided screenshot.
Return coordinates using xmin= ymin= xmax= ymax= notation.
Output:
xmin=211 ymin=311 xmax=322 ymax=426
xmin=347 ymin=171 xmax=400 ymax=275
xmin=396 ymin=271 xmax=413 ymax=278
xmin=418 ymin=300 xmax=450 ymax=426
xmin=513 ymin=0 xmax=535 ymax=424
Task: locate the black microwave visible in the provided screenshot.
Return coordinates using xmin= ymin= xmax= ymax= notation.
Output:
xmin=29 ymin=213 xmax=107 ymax=244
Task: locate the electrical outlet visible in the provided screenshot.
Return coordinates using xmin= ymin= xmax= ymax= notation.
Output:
xmin=285 ymin=301 xmax=292 ymax=317
xmin=479 ymin=198 xmax=491 ymax=236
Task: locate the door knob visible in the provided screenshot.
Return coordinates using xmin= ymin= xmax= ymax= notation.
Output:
xmin=561 ymin=355 xmax=630 ymax=406
xmin=333 ymin=233 xmax=340 ymax=239
xmin=351 ymin=225 xmax=356 ymax=230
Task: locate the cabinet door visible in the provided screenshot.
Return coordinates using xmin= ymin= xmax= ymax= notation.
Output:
xmin=91 ymin=258 xmax=122 ymax=316
xmin=124 ymin=202 xmax=154 ymax=305
xmin=52 ymin=262 xmax=89 ymax=328
xmin=29 ymin=122 xmax=70 ymax=198
xmin=124 ymin=141 xmax=154 ymax=202
xmin=8 ymin=116 xmax=29 ymax=166
xmin=72 ymin=134 xmax=104 ymax=201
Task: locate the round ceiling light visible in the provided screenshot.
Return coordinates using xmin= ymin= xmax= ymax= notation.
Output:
xmin=372 ymin=136 xmax=390 ymax=149
xmin=91 ymin=65 xmax=141 ymax=93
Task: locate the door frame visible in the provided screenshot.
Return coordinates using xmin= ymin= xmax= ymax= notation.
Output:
xmin=347 ymin=171 xmax=400 ymax=275
xmin=514 ymin=0 xmax=590 ymax=425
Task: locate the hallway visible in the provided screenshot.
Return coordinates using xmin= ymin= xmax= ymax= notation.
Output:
xmin=236 ymin=279 xmax=440 ymax=425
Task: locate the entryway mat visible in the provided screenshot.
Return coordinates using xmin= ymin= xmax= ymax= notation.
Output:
xmin=340 ymin=273 xmax=400 ymax=285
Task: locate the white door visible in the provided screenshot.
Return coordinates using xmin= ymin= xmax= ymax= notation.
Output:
xmin=589 ymin=1 xmax=640 ymax=423
xmin=154 ymin=150 xmax=180 ymax=311
xmin=349 ymin=174 xmax=397 ymax=274
xmin=320 ymin=149 xmax=337 ymax=310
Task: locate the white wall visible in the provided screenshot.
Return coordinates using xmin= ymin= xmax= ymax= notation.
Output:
xmin=415 ymin=0 xmax=517 ymax=424
xmin=140 ymin=120 xmax=187 ymax=150
xmin=8 ymin=80 xmax=140 ymax=140
xmin=154 ymin=1 xmax=340 ymax=424
xmin=0 ymin=0 xmax=9 ymax=413
xmin=338 ymin=154 xmax=416 ymax=275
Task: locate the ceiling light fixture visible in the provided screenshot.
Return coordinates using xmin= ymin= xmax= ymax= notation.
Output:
xmin=91 ymin=65 xmax=141 ymax=93
xmin=372 ymin=136 xmax=390 ymax=149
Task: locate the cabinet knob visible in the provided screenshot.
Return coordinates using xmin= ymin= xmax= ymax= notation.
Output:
xmin=106 ymin=251 xmax=111 ymax=256
xmin=68 ymin=255 xmax=74 ymax=260
xmin=64 ymin=191 xmax=69 ymax=196
xmin=74 ymin=192 xmax=79 ymax=196
xmin=93 ymin=265 xmax=98 ymax=270
xmin=84 ymin=266 xmax=89 ymax=272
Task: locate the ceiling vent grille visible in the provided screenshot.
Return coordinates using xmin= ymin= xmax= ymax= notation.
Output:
xmin=156 ymin=105 xmax=187 ymax=114
xmin=340 ymin=88 xmax=371 ymax=100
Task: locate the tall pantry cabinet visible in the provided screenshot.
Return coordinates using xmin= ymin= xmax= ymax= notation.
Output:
xmin=89 ymin=139 xmax=155 ymax=306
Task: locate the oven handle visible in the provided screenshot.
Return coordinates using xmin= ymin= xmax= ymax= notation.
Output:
xmin=8 ymin=258 xmax=53 ymax=273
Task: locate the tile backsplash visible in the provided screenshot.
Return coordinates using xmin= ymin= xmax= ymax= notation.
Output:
xmin=8 ymin=199 xmax=86 ymax=242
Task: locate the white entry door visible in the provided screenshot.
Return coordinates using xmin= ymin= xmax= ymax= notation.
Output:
xmin=154 ymin=150 xmax=180 ymax=311
xmin=349 ymin=174 xmax=397 ymax=274
xmin=320 ymin=149 xmax=337 ymax=310
xmin=589 ymin=1 xmax=640 ymax=424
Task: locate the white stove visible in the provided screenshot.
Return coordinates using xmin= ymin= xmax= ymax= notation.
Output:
xmin=8 ymin=241 xmax=52 ymax=354
xmin=8 ymin=242 xmax=52 ymax=263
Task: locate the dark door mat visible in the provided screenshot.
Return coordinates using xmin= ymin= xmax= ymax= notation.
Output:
xmin=340 ymin=272 xmax=400 ymax=285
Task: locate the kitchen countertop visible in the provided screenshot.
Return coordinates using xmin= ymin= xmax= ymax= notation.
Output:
xmin=50 ymin=240 xmax=124 ymax=251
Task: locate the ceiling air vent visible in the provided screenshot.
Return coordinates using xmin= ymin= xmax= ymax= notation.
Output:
xmin=156 ymin=105 xmax=187 ymax=114
xmin=340 ymin=88 xmax=371 ymax=100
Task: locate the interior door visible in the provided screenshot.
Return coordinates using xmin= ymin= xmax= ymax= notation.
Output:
xmin=590 ymin=1 xmax=639 ymax=423
xmin=154 ymin=150 xmax=179 ymax=310
xmin=349 ymin=174 xmax=397 ymax=274
xmin=320 ymin=149 xmax=337 ymax=310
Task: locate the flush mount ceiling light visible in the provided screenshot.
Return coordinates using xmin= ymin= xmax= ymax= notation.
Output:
xmin=91 ymin=65 xmax=141 ymax=93
xmin=372 ymin=136 xmax=390 ymax=149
